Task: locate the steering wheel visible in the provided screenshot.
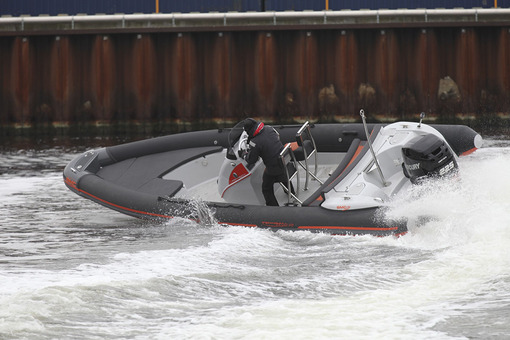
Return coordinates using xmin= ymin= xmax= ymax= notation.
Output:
xmin=236 ymin=131 xmax=249 ymax=158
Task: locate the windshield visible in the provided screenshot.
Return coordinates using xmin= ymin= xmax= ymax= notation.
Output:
xmin=228 ymin=120 xmax=246 ymax=148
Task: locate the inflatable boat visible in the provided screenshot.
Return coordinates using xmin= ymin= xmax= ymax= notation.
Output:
xmin=63 ymin=113 xmax=481 ymax=236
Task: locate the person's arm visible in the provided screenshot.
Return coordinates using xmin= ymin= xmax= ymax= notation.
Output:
xmin=244 ymin=140 xmax=260 ymax=168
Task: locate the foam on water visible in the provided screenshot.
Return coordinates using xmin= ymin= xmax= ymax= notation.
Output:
xmin=1 ymin=144 xmax=509 ymax=339
xmin=157 ymin=146 xmax=509 ymax=339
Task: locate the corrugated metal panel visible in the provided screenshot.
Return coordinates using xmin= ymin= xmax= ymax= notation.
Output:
xmin=0 ymin=0 xmax=153 ymax=16
xmin=1 ymin=1 xmax=509 ymax=17
xmin=265 ymin=0 xmax=324 ymax=11
xmin=329 ymin=0 xmax=498 ymax=10
xmin=2 ymin=26 xmax=510 ymax=126
xmin=159 ymin=0 xmax=261 ymax=13
xmin=0 ymin=0 xmax=262 ymax=16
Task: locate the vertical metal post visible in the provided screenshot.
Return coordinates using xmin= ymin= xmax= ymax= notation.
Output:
xmin=418 ymin=112 xmax=425 ymax=128
xmin=360 ymin=109 xmax=389 ymax=187
xmin=156 ymin=0 xmax=159 ymax=13
xmin=325 ymin=0 xmax=329 ymax=10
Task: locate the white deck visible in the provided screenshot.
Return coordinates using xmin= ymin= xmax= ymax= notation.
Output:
xmin=166 ymin=151 xmax=346 ymax=206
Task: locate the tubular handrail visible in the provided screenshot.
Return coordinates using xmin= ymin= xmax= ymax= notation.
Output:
xmin=279 ymin=143 xmax=301 ymax=205
xmin=295 ymin=121 xmax=322 ymax=191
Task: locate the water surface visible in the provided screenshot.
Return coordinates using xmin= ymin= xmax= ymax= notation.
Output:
xmin=1 ymin=138 xmax=509 ymax=339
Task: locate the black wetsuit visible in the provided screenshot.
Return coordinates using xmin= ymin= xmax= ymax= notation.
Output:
xmin=245 ymin=124 xmax=287 ymax=206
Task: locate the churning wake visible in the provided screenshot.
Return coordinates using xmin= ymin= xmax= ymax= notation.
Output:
xmin=0 ymin=144 xmax=509 ymax=339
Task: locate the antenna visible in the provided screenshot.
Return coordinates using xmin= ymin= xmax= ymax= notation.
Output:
xmin=418 ymin=112 xmax=425 ymax=128
xmin=359 ymin=109 xmax=389 ymax=187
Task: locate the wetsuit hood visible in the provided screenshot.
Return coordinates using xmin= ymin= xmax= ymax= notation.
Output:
xmin=243 ymin=118 xmax=264 ymax=138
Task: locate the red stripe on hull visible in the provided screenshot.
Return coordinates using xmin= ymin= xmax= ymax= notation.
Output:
xmin=64 ymin=177 xmax=402 ymax=235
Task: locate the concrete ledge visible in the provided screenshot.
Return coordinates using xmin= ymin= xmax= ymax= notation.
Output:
xmin=1 ymin=8 xmax=510 ymax=34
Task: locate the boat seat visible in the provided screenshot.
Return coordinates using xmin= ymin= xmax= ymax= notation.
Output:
xmin=97 ymin=146 xmax=223 ymax=191
xmin=292 ymin=121 xmax=322 ymax=190
xmin=301 ymin=125 xmax=382 ymax=206
xmin=301 ymin=138 xmax=363 ymax=206
xmin=279 ymin=143 xmax=302 ymax=205
xmin=137 ymin=178 xmax=183 ymax=197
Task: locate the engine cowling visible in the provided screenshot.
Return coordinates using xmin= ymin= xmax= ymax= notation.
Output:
xmin=401 ymin=134 xmax=458 ymax=184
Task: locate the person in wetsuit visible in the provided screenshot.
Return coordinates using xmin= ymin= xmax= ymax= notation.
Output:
xmin=242 ymin=118 xmax=290 ymax=206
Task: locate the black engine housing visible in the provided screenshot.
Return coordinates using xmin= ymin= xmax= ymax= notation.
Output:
xmin=401 ymin=134 xmax=458 ymax=184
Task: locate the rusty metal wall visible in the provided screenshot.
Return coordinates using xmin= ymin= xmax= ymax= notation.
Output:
xmin=1 ymin=27 xmax=510 ymax=127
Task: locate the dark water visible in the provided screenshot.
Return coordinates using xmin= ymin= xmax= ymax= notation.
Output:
xmin=0 ymin=138 xmax=509 ymax=339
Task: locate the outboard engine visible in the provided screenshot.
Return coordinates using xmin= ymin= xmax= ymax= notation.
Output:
xmin=401 ymin=134 xmax=458 ymax=184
